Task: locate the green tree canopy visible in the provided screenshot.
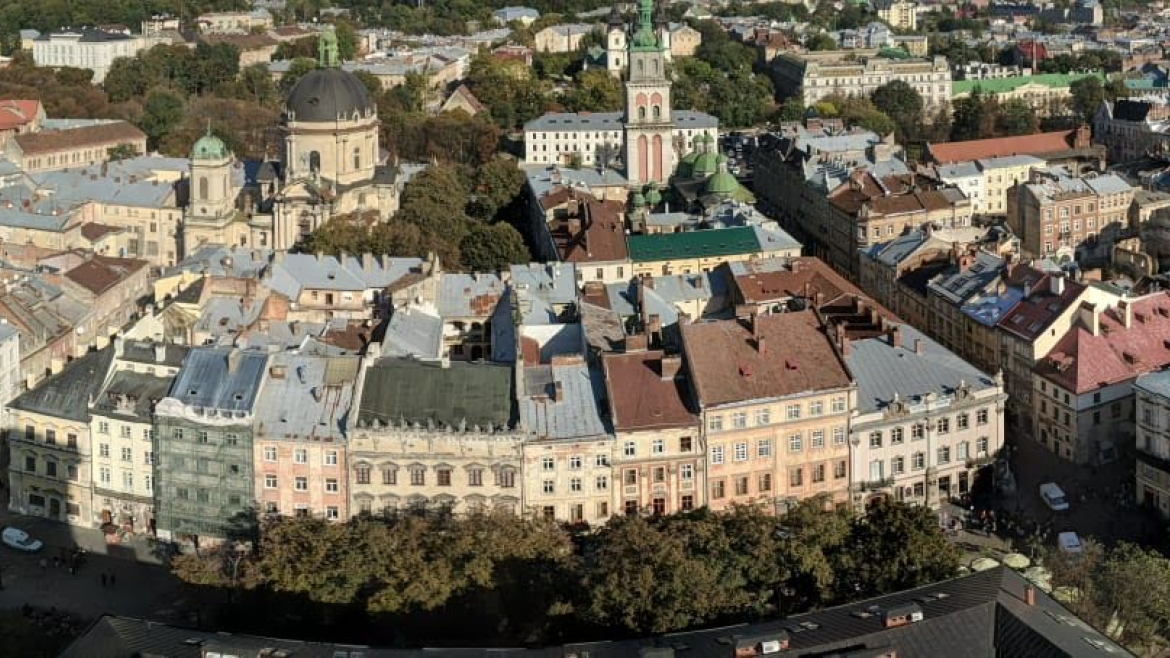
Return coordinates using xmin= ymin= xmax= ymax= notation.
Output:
xmin=459 ymin=222 xmax=530 ymax=272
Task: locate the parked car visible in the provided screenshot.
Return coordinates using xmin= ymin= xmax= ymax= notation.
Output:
xmin=2 ymin=527 xmax=43 ymax=552
xmin=1058 ymin=531 xmax=1084 ymax=556
xmin=1040 ymin=482 xmax=1070 ymax=511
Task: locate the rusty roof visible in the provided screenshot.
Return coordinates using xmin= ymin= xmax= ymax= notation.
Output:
xmin=603 ymin=350 xmax=697 ymax=432
xmin=13 ymin=121 xmax=145 ymax=155
xmin=682 ymin=311 xmax=852 ymax=407
xmin=550 ymin=199 xmax=628 ymax=263
xmin=64 ymin=255 xmax=147 ymax=296
xmin=928 ymin=130 xmax=1079 ymax=164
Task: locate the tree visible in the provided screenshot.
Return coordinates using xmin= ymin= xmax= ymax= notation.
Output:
xmin=871 ymin=80 xmax=924 ymax=143
xmin=1070 ymin=76 xmax=1105 ymax=124
xmin=776 ymin=495 xmax=853 ymax=613
xmin=951 ymin=87 xmax=997 ymax=141
xmin=469 ymin=158 xmax=526 ymax=222
xmin=997 ymin=98 xmax=1039 ymax=136
xmin=460 ymin=222 xmax=530 ymax=271
xmin=834 ymin=499 xmax=959 ymax=599
xmin=139 ymin=90 xmax=185 ymax=149
xmin=560 ymin=69 xmax=623 ymax=113
xmin=106 ymin=143 xmax=140 ymax=161
xmin=778 ymin=97 xmax=806 ymax=122
xmin=806 ymin=33 xmax=838 ymax=51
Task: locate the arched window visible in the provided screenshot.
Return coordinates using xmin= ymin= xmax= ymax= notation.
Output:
xmin=638 ymin=60 xmax=644 ymax=74
xmin=638 ymin=107 xmax=646 ymax=120
xmin=198 ymin=177 xmax=208 ymax=201
xmin=653 ymin=59 xmax=659 ymax=74
xmin=353 ymin=147 xmax=361 ymax=170
xmin=309 ymin=151 xmax=321 ymax=173
xmin=652 ymin=105 xmax=661 ymax=120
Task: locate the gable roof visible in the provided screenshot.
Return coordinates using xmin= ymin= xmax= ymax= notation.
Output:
xmin=603 ymin=350 xmax=697 ymax=432
xmin=0 ymin=100 xmax=41 ymax=131
xmin=12 ymin=121 xmax=145 ymax=155
xmin=64 ymin=255 xmax=147 ymax=295
xmin=8 ymin=347 xmax=113 ymax=421
xmin=358 ymin=358 xmax=514 ymax=429
xmin=682 ymin=311 xmax=852 ymax=407
xmin=929 ymin=130 xmax=1082 ymax=164
xmin=996 ymin=269 xmax=1086 ymax=341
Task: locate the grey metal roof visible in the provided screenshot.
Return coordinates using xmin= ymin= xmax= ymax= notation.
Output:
xmin=519 ymin=361 xmax=609 ymax=440
xmin=846 ymin=324 xmax=998 ymax=413
xmin=285 ymin=68 xmax=376 ymax=123
xmin=523 ymin=164 xmax=630 ymax=199
xmin=171 ymin=245 xmax=272 ymax=279
xmin=754 ymin=224 xmax=803 ymax=253
xmin=865 ymin=229 xmax=930 ymax=267
xmin=164 ymin=347 xmax=268 ymax=413
xmin=977 ymin=154 xmax=1045 ymax=170
xmin=937 ymin=162 xmax=981 ymax=179
xmin=268 ymin=253 xmax=423 ymax=298
xmin=118 ymin=340 xmax=190 ymax=369
xmin=509 ymin=263 xmax=578 ymax=306
xmin=524 ymin=109 xmax=717 ymax=132
xmin=437 ymin=272 xmax=506 ymax=318
xmin=253 ymin=354 xmax=358 ymax=441
xmin=1136 ymin=370 xmax=1170 ymax=400
xmin=382 ymin=305 xmax=443 ymax=359
xmin=34 ymin=169 xmax=176 ymax=209
xmin=926 ymin=252 xmax=1005 ymax=305
xmin=9 ymin=347 xmax=113 ymax=421
xmin=358 ymin=358 xmax=514 ymax=429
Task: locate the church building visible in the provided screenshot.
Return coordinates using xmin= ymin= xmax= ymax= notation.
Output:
xmin=522 ymin=0 xmax=718 ymax=186
xmin=182 ymin=26 xmax=403 ymax=254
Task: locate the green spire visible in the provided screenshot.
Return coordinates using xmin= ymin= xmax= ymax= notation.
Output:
xmin=318 ymin=25 xmax=340 ymax=68
xmin=631 ymin=0 xmax=659 ymax=50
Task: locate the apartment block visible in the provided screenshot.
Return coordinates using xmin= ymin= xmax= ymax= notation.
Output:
xmin=1007 ymin=169 xmax=1134 ymax=260
xmin=1134 ymin=370 xmax=1170 ymax=520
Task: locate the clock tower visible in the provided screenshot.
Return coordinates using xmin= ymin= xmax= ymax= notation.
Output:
xmin=623 ymin=0 xmax=674 ymax=186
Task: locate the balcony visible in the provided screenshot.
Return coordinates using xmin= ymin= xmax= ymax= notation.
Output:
xmin=855 ymin=477 xmax=894 ymax=492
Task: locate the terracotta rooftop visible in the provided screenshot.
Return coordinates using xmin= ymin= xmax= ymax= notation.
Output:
xmin=64 ymin=255 xmax=147 ymax=296
xmin=928 ymin=129 xmax=1084 ymax=164
xmin=0 ymin=100 xmax=41 ymax=131
xmin=682 ymin=311 xmax=852 ymax=407
xmin=550 ymin=198 xmax=628 ymax=264
xmin=12 ymin=121 xmax=145 ymax=155
xmin=603 ymin=350 xmax=697 ymax=432
xmin=1035 ymin=292 xmax=1170 ymax=394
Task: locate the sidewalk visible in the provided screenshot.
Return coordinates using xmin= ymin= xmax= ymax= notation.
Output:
xmin=0 ymin=508 xmax=164 ymax=566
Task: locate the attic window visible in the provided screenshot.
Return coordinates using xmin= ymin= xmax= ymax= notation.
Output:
xmin=1012 ymin=316 xmax=1025 ymax=325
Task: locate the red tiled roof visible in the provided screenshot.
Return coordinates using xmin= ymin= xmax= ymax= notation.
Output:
xmin=80 ymin=223 xmax=123 ymax=241
xmin=1035 ymin=292 xmax=1170 ymax=394
xmin=64 ymin=255 xmax=147 ymax=296
xmin=550 ymin=199 xmax=628 ymax=263
xmin=445 ymin=84 xmax=486 ymax=113
xmin=681 ymin=311 xmax=852 ymax=407
xmin=0 ymin=100 xmax=41 ymax=131
xmin=603 ymin=350 xmax=698 ymax=431
xmin=728 ymin=256 xmax=901 ymax=326
xmin=928 ymin=130 xmax=1078 ymax=164
xmin=996 ymin=268 xmax=1085 ymax=341
xmin=13 ymin=121 xmax=145 ymax=155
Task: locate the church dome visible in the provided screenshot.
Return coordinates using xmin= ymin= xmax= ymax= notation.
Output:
xmin=285 ymin=68 xmax=376 ymax=123
xmin=192 ymin=132 xmax=229 ymax=161
xmin=692 ymin=151 xmax=720 ymax=177
xmin=705 ymin=170 xmax=740 ymax=196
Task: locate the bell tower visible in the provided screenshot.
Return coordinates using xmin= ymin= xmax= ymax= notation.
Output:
xmin=605 ymin=4 xmax=626 ymax=78
xmin=623 ymin=0 xmax=674 ymax=186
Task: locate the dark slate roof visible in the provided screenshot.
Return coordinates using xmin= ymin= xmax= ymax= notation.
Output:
xmin=8 ymin=347 xmax=113 ymax=422
xmin=1113 ymin=99 xmax=1154 ymax=123
xmin=91 ymin=371 xmax=177 ymax=422
xmin=118 ymin=340 xmax=191 ymax=369
xmin=285 ymin=68 xmax=376 ymax=123
xmin=358 ymin=358 xmax=514 ymax=430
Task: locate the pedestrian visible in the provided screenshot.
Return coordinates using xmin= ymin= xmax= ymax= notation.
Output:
xmin=100 ymin=573 xmax=107 ymax=588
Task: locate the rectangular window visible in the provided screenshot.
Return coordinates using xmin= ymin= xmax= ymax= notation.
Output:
xmin=325 ymin=451 xmax=338 ymax=466
xmin=468 ymin=468 xmax=483 ymax=487
xmin=99 ymin=443 xmax=109 ymax=458
xmin=832 ymin=397 xmax=846 ymax=413
xmin=733 ymin=442 xmax=748 ymax=461
xmin=326 ymin=507 xmax=339 ymax=520
xmin=381 ymin=467 xmax=396 ymax=485
xmin=97 ymin=422 xmax=108 ymax=435
xmin=68 ymin=434 xmax=77 ymax=449
xmin=812 ymin=463 xmax=826 ymax=483
xmin=410 ymin=469 xmax=425 ymax=486
xmin=120 ymin=426 xmax=131 ymax=439
xmin=264 ymin=446 xmax=277 ymax=462
xmin=912 ymin=424 xmax=925 ymax=440
xmin=869 ymin=431 xmax=883 ymax=448
xmin=977 ymin=436 xmax=989 ymax=455
xmin=45 ymin=461 xmax=57 ymax=477
xmin=45 ymin=429 xmax=56 ymax=445
xmin=957 ymin=441 xmax=970 ymax=461
xmin=759 ymin=473 xmax=772 ymax=492
xmin=542 ymin=480 xmax=555 ymax=494
xmin=755 ymin=409 xmax=770 ymax=426
xmin=437 ymin=469 xmax=452 ymax=487
xmin=834 ymin=460 xmax=847 ymax=479
xmin=708 ymin=415 xmax=723 ymax=431
xmin=294 ymin=449 xmax=307 ymax=464
xmin=356 ymin=465 xmax=370 ymax=484
xmin=711 ymin=444 xmax=724 ymax=464
xmin=833 ymin=426 xmax=846 ymax=445
xmin=786 ymin=404 xmax=801 ymax=420
xmin=912 ymin=452 xmax=925 ymax=470
xmin=67 ymin=465 xmax=78 ymax=481
xmin=624 ymin=469 xmax=637 ymax=486
xmin=937 ymin=417 xmax=950 ymax=434
xmin=624 ymin=441 xmax=636 ymax=457
xmin=120 ymin=447 xmax=132 ymax=462
xmin=757 ymin=439 xmax=772 ymax=458
xmin=732 ymin=412 xmax=747 ymax=428
xmin=100 ymin=466 xmax=111 ymax=484
xmin=570 ymin=477 xmax=583 ymax=492
xmin=122 ymin=471 xmax=132 ymax=489
xmin=938 ymin=446 xmax=951 ymax=464
xmin=679 ymin=436 xmax=692 ymax=452
xmin=957 ymin=413 xmax=969 ymax=430
xmin=788 ymin=433 xmax=803 ymax=452
xmin=596 ymin=475 xmax=609 ymax=491
xmin=810 ymin=401 xmax=824 ymax=416
xmin=891 ymin=427 xmax=904 ymax=444
xmin=173 ymin=428 xmax=183 ymax=440
xmin=197 ymin=431 xmax=209 ymax=443
xmin=542 ymin=456 xmax=555 ymax=471
xmin=568 ymin=455 xmax=583 ymax=469
xmin=294 ymin=477 xmax=308 ymax=491
xmin=265 ymin=474 xmax=277 ymax=489
xmin=712 ymin=480 xmax=725 ymax=499
xmin=680 ymin=464 xmax=694 ymax=480
xmin=977 ymin=409 xmax=989 ymax=425
xmin=595 ymin=453 xmax=609 ymax=467
xmin=652 ymin=439 xmax=665 ymax=454
xmin=789 ymin=467 xmax=803 ymax=488
xmin=892 ymin=456 xmax=905 ymax=474
xmin=735 ymin=476 xmax=749 ymax=496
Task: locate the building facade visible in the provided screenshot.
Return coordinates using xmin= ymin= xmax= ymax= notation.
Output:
xmin=1135 ymin=370 xmax=1170 ymax=520
xmin=32 ymin=29 xmax=146 ymax=82
xmin=771 ymin=51 xmax=952 ymax=110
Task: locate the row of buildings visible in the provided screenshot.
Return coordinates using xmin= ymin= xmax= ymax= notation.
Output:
xmin=6 ymin=247 xmax=1006 ymax=544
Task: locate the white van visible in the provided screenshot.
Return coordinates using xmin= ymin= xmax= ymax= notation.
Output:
xmin=1058 ymin=531 xmax=1084 ymax=555
xmin=1040 ymin=483 xmax=1070 ymax=511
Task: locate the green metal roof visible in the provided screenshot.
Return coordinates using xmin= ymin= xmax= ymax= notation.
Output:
xmin=628 ymin=227 xmax=762 ymax=263
xmin=192 ymin=132 xmax=230 ymax=161
xmin=953 ymin=71 xmax=1105 ymax=96
xmin=358 ymin=358 xmax=514 ymax=429
xmin=705 ymin=170 xmax=740 ymax=196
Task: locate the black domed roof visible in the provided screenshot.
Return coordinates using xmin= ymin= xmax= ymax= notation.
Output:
xmin=285 ymin=68 xmax=376 ymax=123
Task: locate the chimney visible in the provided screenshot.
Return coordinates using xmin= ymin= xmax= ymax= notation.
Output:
xmin=660 ymin=355 xmax=682 ymax=380
xmin=227 ymin=348 xmax=243 ymax=373
xmin=113 ymin=336 xmax=124 ymax=357
xmin=889 ymin=324 xmax=902 ymax=349
xmin=1048 ymin=270 xmax=1067 ymax=292
xmin=1120 ymin=299 xmax=1133 ymax=329
xmin=757 ymin=335 xmax=767 ymax=355
xmin=154 ymin=343 xmax=166 ymax=363
xmin=914 ymin=338 xmax=924 ymax=355
xmin=362 ymin=252 xmax=375 ymax=271
xmin=1024 ymin=585 xmax=1036 ymax=606
xmin=552 ymin=380 xmax=564 ymax=402
xmin=1079 ymin=301 xmax=1099 ymax=336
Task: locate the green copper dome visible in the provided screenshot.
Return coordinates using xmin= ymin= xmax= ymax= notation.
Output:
xmin=645 ymin=186 xmax=662 ymax=207
xmin=692 ymin=151 xmax=720 ymax=177
xmin=192 ymin=131 xmax=229 ymax=161
xmin=705 ymin=170 xmax=740 ymax=196
xmin=631 ymin=190 xmax=647 ymax=207
xmin=631 ymin=0 xmax=660 ymax=50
